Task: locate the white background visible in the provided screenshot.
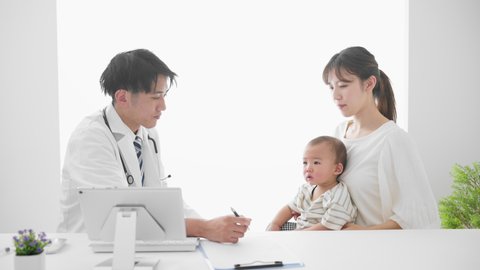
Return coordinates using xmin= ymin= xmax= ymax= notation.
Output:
xmin=3 ymin=0 xmax=478 ymax=233
xmin=57 ymin=0 xmax=408 ymax=230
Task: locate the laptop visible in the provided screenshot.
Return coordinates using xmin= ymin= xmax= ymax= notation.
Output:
xmin=77 ymin=187 xmax=198 ymax=252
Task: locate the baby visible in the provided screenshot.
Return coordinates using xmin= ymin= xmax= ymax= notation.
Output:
xmin=267 ymin=136 xmax=357 ymax=230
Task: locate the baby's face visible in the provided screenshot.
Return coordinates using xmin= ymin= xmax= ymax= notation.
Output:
xmin=303 ymin=142 xmax=339 ymax=186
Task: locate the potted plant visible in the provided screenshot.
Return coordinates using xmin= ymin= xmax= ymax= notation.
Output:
xmin=13 ymin=229 xmax=51 ymax=270
xmin=439 ymin=162 xmax=480 ymax=228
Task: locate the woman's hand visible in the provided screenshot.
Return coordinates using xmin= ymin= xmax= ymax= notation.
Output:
xmin=342 ymin=220 xmax=401 ymax=230
xmin=342 ymin=223 xmax=366 ymax=230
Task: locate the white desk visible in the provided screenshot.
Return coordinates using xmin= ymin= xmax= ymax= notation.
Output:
xmin=0 ymin=233 xmax=209 ymax=270
xmin=1 ymin=230 xmax=479 ymax=270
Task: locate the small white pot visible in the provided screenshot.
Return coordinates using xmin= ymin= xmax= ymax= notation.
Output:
xmin=14 ymin=252 xmax=46 ymax=270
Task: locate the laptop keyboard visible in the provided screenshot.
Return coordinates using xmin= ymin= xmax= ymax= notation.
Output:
xmin=90 ymin=238 xmax=199 ymax=252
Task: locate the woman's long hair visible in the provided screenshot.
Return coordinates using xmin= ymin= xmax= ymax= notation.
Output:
xmin=322 ymin=46 xmax=396 ymax=122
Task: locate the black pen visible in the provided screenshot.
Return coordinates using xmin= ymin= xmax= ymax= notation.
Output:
xmin=230 ymin=207 xmax=240 ymax=217
xmin=231 ymin=207 xmax=250 ymax=230
xmin=234 ymin=261 xmax=283 ymax=269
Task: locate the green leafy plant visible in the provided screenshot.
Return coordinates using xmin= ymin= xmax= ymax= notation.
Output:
xmin=439 ymin=162 xmax=480 ymax=228
xmin=13 ymin=229 xmax=51 ymax=256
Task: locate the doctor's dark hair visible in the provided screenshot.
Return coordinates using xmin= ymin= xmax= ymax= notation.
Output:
xmin=322 ymin=46 xmax=396 ymax=122
xmin=100 ymin=49 xmax=177 ymax=100
xmin=307 ymin=136 xmax=347 ymax=174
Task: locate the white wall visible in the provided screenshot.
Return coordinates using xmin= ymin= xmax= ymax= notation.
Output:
xmin=1 ymin=0 xmax=478 ymax=233
xmin=57 ymin=0 xmax=408 ymax=231
xmin=0 ymin=0 xmax=60 ymax=232
xmin=409 ymin=0 xmax=480 ymax=202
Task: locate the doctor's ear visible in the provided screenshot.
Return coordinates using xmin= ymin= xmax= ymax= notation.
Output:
xmin=114 ymin=89 xmax=128 ymax=104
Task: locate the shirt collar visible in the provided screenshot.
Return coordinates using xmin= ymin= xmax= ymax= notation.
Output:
xmin=105 ymin=104 xmax=145 ymax=143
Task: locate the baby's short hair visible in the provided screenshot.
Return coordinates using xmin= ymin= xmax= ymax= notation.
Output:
xmin=307 ymin=136 xmax=347 ymax=169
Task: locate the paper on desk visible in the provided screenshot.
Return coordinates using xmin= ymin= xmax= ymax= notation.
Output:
xmin=200 ymin=235 xmax=304 ymax=270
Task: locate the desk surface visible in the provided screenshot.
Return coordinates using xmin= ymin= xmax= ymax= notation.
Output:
xmin=1 ymin=230 xmax=479 ymax=270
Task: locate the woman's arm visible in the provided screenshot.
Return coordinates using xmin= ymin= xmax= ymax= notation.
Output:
xmin=299 ymin=223 xmax=330 ymax=231
xmin=266 ymin=205 xmax=295 ymax=231
xmin=378 ymin=129 xmax=440 ymax=229
xmin=342 ymin=219 xmax=401 ymax=230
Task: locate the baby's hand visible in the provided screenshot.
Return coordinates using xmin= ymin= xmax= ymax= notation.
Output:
xmin=266 ymin=223 xmax=281 ymax=231
xmin=291 ymin=211 xmax=300 ymax=220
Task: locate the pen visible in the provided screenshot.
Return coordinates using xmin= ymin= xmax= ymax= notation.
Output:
xmin=234 ymin=261 xmax=283 ymax=269
xmin=230 ymin=207 xmax=240 ymax=217
xmin=231 ymin=207 xmax=249 ymax=230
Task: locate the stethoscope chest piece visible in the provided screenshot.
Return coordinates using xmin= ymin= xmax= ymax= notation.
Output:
xmin=126 ymin=174 xmax=134 ymax=185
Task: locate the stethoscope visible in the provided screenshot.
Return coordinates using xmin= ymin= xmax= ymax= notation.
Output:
xmin=102 ymin=108 xmax=170 ymax=186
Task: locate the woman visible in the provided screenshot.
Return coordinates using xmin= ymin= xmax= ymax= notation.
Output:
xmin=323 ymin=46 xmax=440 ymax=229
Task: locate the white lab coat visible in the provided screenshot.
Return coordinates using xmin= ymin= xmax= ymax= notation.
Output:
xmin=57 ymin=104 xmax=200 ymax=232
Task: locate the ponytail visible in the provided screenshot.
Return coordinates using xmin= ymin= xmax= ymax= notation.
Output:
xmin=375 ymin=69 xmax=397 ymax=122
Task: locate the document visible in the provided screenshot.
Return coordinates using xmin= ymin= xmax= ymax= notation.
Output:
xmin=200 ymin=235 xmax=304 ymax=270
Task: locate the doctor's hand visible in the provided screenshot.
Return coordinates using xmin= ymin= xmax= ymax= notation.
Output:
xmin=186 ymin=216 xmax=251 ymax=244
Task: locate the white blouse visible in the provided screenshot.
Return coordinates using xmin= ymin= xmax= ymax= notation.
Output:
xmin=334 ymin=121 xmax=440 ymax=229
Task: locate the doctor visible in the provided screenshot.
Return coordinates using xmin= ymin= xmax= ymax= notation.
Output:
xmin=58 ymin=49 xmax=251 ymax=243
